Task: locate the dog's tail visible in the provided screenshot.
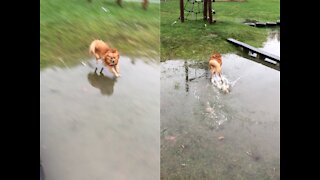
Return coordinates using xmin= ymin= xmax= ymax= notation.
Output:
xmin=209 ymin=60 xmax=222 ymax=74
xmin=89 ymin=41 xmax=96 ymax=55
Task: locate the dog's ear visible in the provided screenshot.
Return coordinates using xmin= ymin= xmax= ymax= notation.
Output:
xmin=112 ymin=49 xmax=119 ymax=59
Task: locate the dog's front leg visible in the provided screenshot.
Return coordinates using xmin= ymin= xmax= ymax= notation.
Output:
xmin=108 ymin=66 xmax=119 ymax=77
xmin=115 ymin=64 xmax=121 ymax=77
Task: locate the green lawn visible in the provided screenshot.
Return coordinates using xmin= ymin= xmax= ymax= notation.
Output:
xmin=40 ymin=0 xmax=160 ymax=68
xmin=160 ymin=0 xmax=280 ymax=61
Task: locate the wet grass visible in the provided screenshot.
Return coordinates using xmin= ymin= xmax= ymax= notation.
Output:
xmin=40 ymin=0 xmax=160 ymax=69
xmin=160 ymin=0 xmax=280 ymax=61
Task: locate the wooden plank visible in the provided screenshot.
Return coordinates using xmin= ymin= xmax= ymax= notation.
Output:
xmin=244 ymin=22 xmax=256 ymax=27
xmin=242 ymin=52 xmax=280 ymax=71
xmin=227 ymin=38 xmax=280 ymax=63
xmin=255 ymin=22 xmax=266 ymax=27
xmin=266 ymin=22 xmax=277 ymax=26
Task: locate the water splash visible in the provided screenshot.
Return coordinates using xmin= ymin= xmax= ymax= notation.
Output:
xmin=211 ymin=75 xmax=241 ymax=94
xmin=203 ymin=101 xmax=228 ymax=130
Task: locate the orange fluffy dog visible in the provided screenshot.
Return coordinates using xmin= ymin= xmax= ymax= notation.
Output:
xmin=209 ymin=52 xmax=223 ymax=82
xmin=89 ymin=40 xmax=121 ymax=77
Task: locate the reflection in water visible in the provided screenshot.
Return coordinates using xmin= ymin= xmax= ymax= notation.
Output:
xmin=184 ymin=60 xmax=189 ymax=92
xmin=130 ymin=57 xmax=136 ymax=65
xmin=261 ymin=28 xmax=280 ymax=57
xmin=40 ymin=57 xmax=160 ymax=180
xmin=87 ymin=71 xmax=117 ymax=96
xmin=268 ymin=28 xmax=280 ymax=41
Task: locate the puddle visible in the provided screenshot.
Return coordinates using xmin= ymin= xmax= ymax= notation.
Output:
xmin=160 ymin=32 xmax=280 ymax=179
xmin=260 ymin=29 xmax=280 ymax=56
xmin=40 ymin=57 xmax=160 ymax=180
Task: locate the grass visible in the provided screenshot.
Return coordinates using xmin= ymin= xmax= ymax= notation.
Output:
xmin=160 ymin=0 xmax=280 ymax=61
xmin=40 ymin=0 xmax=160 ymax=69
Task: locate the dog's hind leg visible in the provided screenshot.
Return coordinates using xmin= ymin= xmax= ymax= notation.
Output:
xmin=218 ymin=73 xmax=223 ymax=83
xmin=100 ymin=67 xmax=104 ymax=74
xmin=94 ymin=58 xmax=100 ymax=71
xmin=210 ymin=67 xmax=215 ymax=81
xmin=99 ymin=70 xmax=105 ymax=76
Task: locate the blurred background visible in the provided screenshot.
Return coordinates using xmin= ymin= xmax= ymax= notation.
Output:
xmin=40 ymin=0 xmax=160 ymax=68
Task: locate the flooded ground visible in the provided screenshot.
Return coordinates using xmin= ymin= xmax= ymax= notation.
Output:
xmin=40 ymin=57 xmax=160 ymax=180
xmin=260 ymin=28 xmax=280 ymax=56
xmin=160 ymin=30 xmax=280 ymax=179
